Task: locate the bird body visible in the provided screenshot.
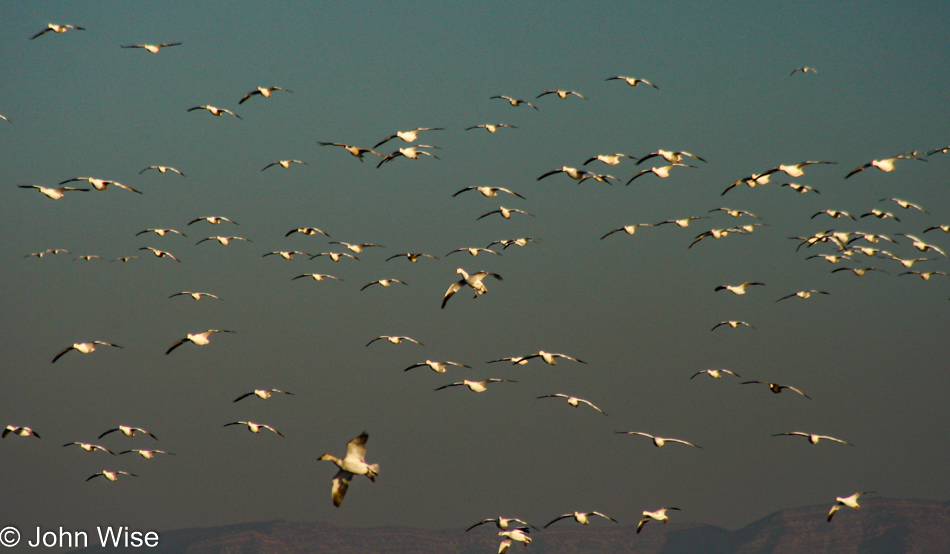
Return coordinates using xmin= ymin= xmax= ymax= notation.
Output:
xmin=239 ymin=86 xmax=292 ymax=104
xmin=638 ymin=507 xmax=681 ymax=533
xmin=165 ymin=329 xmax=235 ymax=354
xmin=545 ymin=511 xmax=617 ymax=528
xmin=537 ymin=393 xmax=607 ymax=415
xmin=442 ymin=268 xmax=502 ymax=308
xmin=188 ymin=105 xmax=241 ymax=119
xmin=318 ymin=432 xmax=378 ymax=507
xmin=435 ymin=379 xmax=516 ymax=392
xmin=715 ymin=282 xmax=765 ymax=295
xmin=616 ymin=431 xmax=700 ymax=448
xmin=19 ymin=185 xmax=89 ymax=199
xmin=122 ymin=42 xmax=181 ymax=53
xmin=828 ymin=492 xmax=875 ymax=521
xmin=224 ymin=421 xmax=284 ymax=436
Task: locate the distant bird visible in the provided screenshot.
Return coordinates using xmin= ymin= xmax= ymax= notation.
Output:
xmin=377 ymin=145 xmax=440 ymax=167
xmin=434 ymin=379 xmax=517 ymax=393
xmin=861 ymin=209 xmax=900 ymax=222
xmin=330 ymin=242 xmax=384 ymax=253
xmin=715 ymin=282 xmax=765 ymax=295
xmin=831 ymin=267 xmax=888 ymax=277
xmin=286 ymin=226 xmax=330 ymax=237
xmin=498 ymin=530 xmax=532 ymax=552
xmin=51 ymin=341 xmax=123 ymax=363
xmin=73 ymin=255 xmax=100 ymax=262
xmin=139 ymin=165 xmax=184 ymax=176
xmin=311 ymin=251 xmax=359 ymax=262
xmin=545 ymin=511 xmax=617 ymax=528
xmin=121 ymin=42 xmax=181 ymax=53
xmin=638 ymin=150 xmax=706 ymax=165
xmin=790 ymin=67 xmax=818 ymax=76
xmin=782 ymin=182 xmax=820 ymax=194
xmin=168 ymin=291 xmax=221 ymax=301
xmin=18 ymin=185 xmax=89 ymax=199
xmin=709 ymin=207 xmax=759 ymax=219
xmin=477 ymin=206 xmax=533 ymax=220
xmin=317 ymin=142 xmax=381 ymax=162
xmin=366 ymin=336 xmax=423 ymax=347
xmin=447 ymin=247 xmax=500 ymax=257
xmin=881 ymin=252 xmax=931 ymax=267
xmin=385 ymin=252 xmax=438 ymax=263
xmin=99 ymin=425 xmax=157 ymax=440
xmin=627 ymin=164 xmax=696 ymax=184
xmin=776 ymin=290 xmax=829 ymax=302
xmin=770 ymin=161 xmax=836 ymax=177
xmin=616 ymin=431 xmax=700 ymax=448
xmin=165 ymin=329 xmax=235 ymax=355
xmin=261 ymin=160 xmax=307 ymax=171
xmin=466 ymin=517 xmax=536 ymax=532
xmin=25 ymin=248 xmax=69 ymax=258
xmin=601 ymin=223 xmax=654 ymax=239
xmin=879 ymin=197 xmax=926 ymax=213
xmin=465 ymin=123 xmax=518 ymax=133
xmin=721 ymin=172 xmax=775 ymax=195
xmin=31 ymin=23 xmax=85 ymax=40
xmin=656 ymin=216 xmax=706 ymax=228
xmin=0 ymin=114 xmax=9 ymax=124
xmin=898 ymin=234 xmax=947 ymax=256
xmin=263 ymin=251 xmax=310 ymax=260
xmin=516 ymin=351 xmax=586 ymax=365
xmin=59 ymin=176 xmax=141 ymax=194
xmin=638 ymin=507 xmax=681 ymax=533
xmin=442 ymin=268 xmax=503 ymax=308
xmin=741 ymin=381 xmax=811 ymax=399
xmin=606 ymin=76 xmax=657 ymax=88
xmin=223 ymin=421 xmax=284 ymax=437
xmin=86 ymin=470 xmax=136 ymax=482
xmin=584 ymin=153 xmax=635 ymax=166
xmin=137 ymin=228 xmax=186 ymax=238
xmin=3 ymin=426 xmax=40 ymax=439
xmin=927 ymin=146 xmax=950 ymax=156
xmin=536 ymin=166 xmax=594 ymax=182
xmin=119 ymin=449 xmax=174 ymax=459
xmin=490 ymin=95 xmax=538 ymax=110
xmin=138 ymin=246 xmax=181 ymax=262
xmin=811 ymin=209 xmax=855 ymax=220
xmin=239 ymin=86 xmax=292 ymax=104
xmin=188 ymin=216 xmax=237 ymax=225
xmin=374 ymin=128 xmax=443 ymax=148
xmin=772 ymin=432 xmax=851 ymax=446
xmin=453 ymin=186 xmax=524 ymax=199
xmin=317 ymin=432 xmax=379 ymax=507
xmin=361 ymin=278 xmax=407 ymax=291
xmin=537 ymin=393 xmax=607 ymax=415
xmin=489 ymin=237 xmax=539 ymax=249
xmin=711 ymin=321 xmax=754 ymax=331
xmin=405 ymin=360 xmax=470 ymax=373
xmin=196 ymin=236 xmax=250 ymax=246
xmin=828 ymin=492 xmax=875 ymax=522
xmin=691 ymin=368 xmax=741 ymax=379
xmin=187 ymin=105 xmax=241 ymax=119
xmin=537 ymin=89 xmax=586 ymax=100
xmin=899 ymin=270 xmax=948 ymax=280
xmin=63 ymin=442 xmax=114 ymax=454
xmin=233 ymin=389 xmax=294 ymax=402
xmin=488 ymin=356 xmax=530 ymax=365
xmin=845 ymin=155 xmax=926 ymax=178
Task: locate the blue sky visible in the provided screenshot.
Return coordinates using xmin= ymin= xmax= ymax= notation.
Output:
xmin=2 ymin=0 xmax=949 ymax=538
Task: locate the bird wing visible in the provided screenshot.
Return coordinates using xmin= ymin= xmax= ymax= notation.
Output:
xmin=165 ymin=338 xmax=187 ymax=355
xmin=441 ymin=280 xmax=464 ymax=309
xmin=827 ymin=504 xmax=840 ymax=522
xmin=331 ymin=469 xmax=353 ymax=507
xmin=233 ymin=392 xmax=255 ymax=403
xmin=345 ymin=432 xmax=369 ymax=461
xmin=51 ymin=346 xmax=74 ymax=363
xmin=544 ymin=514 xmax=573 ymax=528
xmin=592 ymin=511 xmax=618 ymax=522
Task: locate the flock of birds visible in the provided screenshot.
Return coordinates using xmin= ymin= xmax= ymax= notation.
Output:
xmin=7 ymin=20 xmax=950 ymax=553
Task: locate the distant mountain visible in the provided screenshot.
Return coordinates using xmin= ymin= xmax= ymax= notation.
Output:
xmin=70 ymin=498 xmax=950 ymax=553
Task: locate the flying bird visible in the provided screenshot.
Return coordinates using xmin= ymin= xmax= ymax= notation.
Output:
xmin=239 ymin=86 xmax=292 ymax=104
xmin=138 ymin=246 xmax=181 ymax=262
xmin=99 ymin=425 xmax=157 ymax=440
xmin=537 ymin=394 xmax=607 ymax=415
xmin=465 ymin=123 xmax=518 ymax=133
xmin=691 ymin=368 xmax=741 ymax=379
xmin=441 ymin=268 xmax=503 ymax=309
xmin=86 ymin=470 xmax=137 ymax=482
xmin=317 ymin=432 xmax=379 ymax=507
xmin=708 ymin=207 xmax=759 ymax=219
xmin=3 ymin=426 xmax=40 ymax=439
xmin=898 ymin=234 xmax=947 ymax=256
xmin=536 ymin=166 xmax=595 ymax=182
xmin=51 ymin=341 xmax=123 ymax=363
xmin=828 ymin=492 xmax=875 ymax=522
xmin=638 ymin=507 xmax=681 ymax=533
xmin=466 ymin=517 xmax=536 ymax=532
xmin=233 ymin=389 xmax=294 ymax=402
xmin=584 ymin=153 xmax=634 ymax=166
xmin=310 ymin=251 xmax=359 ymax=262
xmin=59 ymin=177 xmax=141 ymax=194
xmin=165 ymin=329 xmax=235 ymax=355
xmin=606 ymin=75 xmax=658 ymax=88
xmin=361 ymin=279 xmax=408 ymax=291
xmin=18 ymin=185 xmax=89 ymax=199
xmin=136 ymin=228 xmax=186 ymax=238
xmin=516 ymin=351 xmax=586 ymax=365
xmin=638 ymin=150 xmax=706 ymax=165
xmin=477 ymin=206 xmax=533 ymax=220
xmin=187 ymin=105 xmax=242 ymax=119
xmin=601 ymin=223 xmax=654 ymax=239
xmin=405 ymin=360 xmax=470 ymax=373
xmin=263 ymin=251 xmax=310 ymax=260
xmin=776 ymin=290 xmax=829 ymax=302
xmin=845 ymin=155 xmax=926 ymax=178
xmin=139 ymin=165 xmax=184 ymax=176
xmin=261 ymin=160 xmax=308 ymax=171
xmin=330 ymin=242 xmax=384 ymax=253
xmin=121 ymin=42 xmax=181 ymax=53
xmin=119 ymin=449 xmax=175 ymax=459
xmin=453 ymin=186 xmax=524 ymax=199
xmin=741 ymin=381 xmax=811 ymax=399
xmin=188 ymin=216 xmax=237 ymax=225
xmin=879 ymin=197 xmax=926 ymax=213
xmin=772 ymin=432 xmax=851 ymax=445
xmin=286 ymin=227 xmax=330 ymax=237
xmin=490 ymin=95 xmax=538 ymax=110
xmin=385 ymin=252 xmax=438 ymax=263
xmin=63 ymin=442 xmax=115 ymax=455
xmin=782 ymin=182 xmax=820 ymax=194
xmin=196 ymin=236 xmax=250 ymax=246
xmin=627 ymin=164 xmax=696 ymax=184
xmin=545 ymin=511 xmax=618 ymax=528
xmin=434 ymin=379 xmax=517 ymax=393
xmin=769 ymin=161 xmax=836 ymax=177
xmin=811 ymin=209 xmax=855 ymax=220
xmin=376 ymin=145 xmax=440 ymax=167
xmin=374 ymin=128 xmax=443 ymax=148
xmin=31 ymin=23 xmax=85 ymax=39
xmin=317 ymin=142 xmax=381 ymax=162
xmin=537 ymin=89 xmax=586 ymax=100
xmin=616 ymin=431 xmax=700 ymax=448
xmin=790 ymin=67 xmax=818 ymax=76
xmin=446 ymin=247 xmax=500 ymax=257
xmin=168 ymin=291 xmax=221 ymax=301
xmin=711 ymin=321 xmax=754 ymax=331
xmin=715 ymin=282 xmax=765 ymax=295
xmin=366 ymin=336 xmax=423 ymax=347
xmin=223 ymin=421 xmax=284 ymax=437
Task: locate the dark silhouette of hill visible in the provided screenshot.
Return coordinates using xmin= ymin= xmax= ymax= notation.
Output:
xmin=70 ymin=497 xmax=950 ymax=553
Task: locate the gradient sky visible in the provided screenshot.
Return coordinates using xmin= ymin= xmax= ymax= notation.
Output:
xmin=2 ymin=0 xmax=950 ymax=542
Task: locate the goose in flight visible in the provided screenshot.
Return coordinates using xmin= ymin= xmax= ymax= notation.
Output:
xmin=262 ymin=159 xmax=308 ymax=171
xmin=121 ymin=42 xmax=181 ymax=53
xmin=488 ymin=356 xmax=530 ymax=365
xmin=263 ymin=251 xmax=310 ymax=260
xmin=165 ymin=329 xmax=235 ymax=355
xmin=465 ymin=123 xmax=518 ymax=133
xmin=366 ymin=336 xmax=423 ymax=347
xmin=51 ymin=341 xmax=123 ymax=363
xmin=638 ymin=150 xmax=706 ymax=165
xmin=498 ymin=529 xmax=532 ymax=552
xmin=310 ymin=251 xmax=359 ymax=262
xmin=377 ymin=145 xmax=440 ymax=167
xmin=317 ymin=432 xmax=378 ymax=507
xmin=861 ymin=209 xmax=900 ymax=222
xmin=139 ymin=165 xmax=184 ymax=176
xmin=584 ymin=153 xmax=634 ymax=166
xmin=489 ymin=237 xmax=539 ymax=249
xmin=239 ymin=86 xmax=292 ymax=104
xmin=317 ymin=142 xmax=381 ymax=162
xmin=442 ymin=268 xmax=503 ymax=308
xmin=881 ymin=252 xmax=931 ymax=268
xmin=361 ymin=278 xmax=408 ymax=291
xmin=453 ymin=186 xmax=524 ymax=199
xmin=601 ymin=223 xmax=654 ymax=239
xmin=537 ymin=393 xmax=607 ymax=415
xmin=711 ymin=321 xmax=754 ymax=331
xmin=831 ymin=267 xmax=888 ymax=276
xmin=806 ymin=253 xmax=852 ymax=264
xmin=119 ymin=449 xmax=175 ymax=458
xmin=31 ymin=23 xmax=85 ymax=39
xmin=769 ymin=161 xmax=836 ymax=177
xmin=715 ymin=282 xmax=765 ymax=295
xmin=772 ymin=432 xmax=851 ymax=445
xmin=811 ymin=209 xmax=855 ymax=220
xmin=434 ymin=379 xmax=516 ymax=392
xmin=330 ymin=242 xmax=384 ymax=253
xmin=627 ymin=164 xmax=696 ymax=184
xmin=689 ymin=228 xmax=744 ymax=248
xmin=18 ymin=185 xmax=89 ymax=199
xmin=466 ymin=517 xmax=536 ymax=532
xmin=137 ymin=228 xmax=186 ymax=238
xmin=741 ymin=381 xmax=811 ymax=399
xmin=898 ymin=234 xmax=947 ymax=256
xmin=828 ymin=492 xmax=875 ymax=522
xmin=616 ymin=431 xmax=700 ymax=448
xmin=86 ymin=470 xmax=136 ymax=482
xmin=516 ymin=351 xmax=586 ymax=365
xmin=168 ymin=291 xmax=221 ymax=301
xmin=776 ymin=290 xmax=829 ymax=302
xmin=63 ymin=442 xmax=114 ymax=454
xmin=447 ymin=247 xmax=500 ymax=257
xmin=656 ymin=216 xmax=706 ymax=228
xmin=477 ymin=206 xmax=533 ymax=220
xmin=709 ymin=207 xmax=759 ymax=219
xmin=880 ymin=197 xmax=926 ymax=213
xmin=25 ymin=249 xmax=69 ymax=258
xmin=790 ymin=66 xmax=818 ymax=76
xmin=99 ymin=425 xmax=157 ymax=440
xmin=188 ymin=215 xmax=237 ymax=226
xmin=899 ymin=270 xmax=948 ymax=280
xmin=60 ymin=176 xmax=141 ymax=194
xmin=196 ymin=236 xmax=250 ymax=246
xmin=545 ymin=511 xmax=618 ymax=528
xmin=537 ymin=166 xmax=597 ymax=182
xmin=405 ymin=360 xmax=470 ymax=373
xmin=187 ymin=105 xmax=241 ymax=119
xmin=637 ymin=507 xmax=681 ymax=533
xmin=112 ymin=256 xmax=138 ymax=263
xmin=691 ymin=368 xmax=741 ymax=379
xmin=720 ymin=172 xmax=775 ymax=195
xmin=845 ymin=155 xmax=926 ymax=178
xmin=233 ymin=389 xmax=294 ymax=402
xmin=537 ymin=89 xmax=586 ymax=100
xmin=138 ymin=246 xmax=180 ymax=262
xmin=490 ymin=95 xmax=538 ymax=110
xmin=286 ymin=226 xmax=329 ymax=237
xmin=386 ymin=252 xmax=438 ymax=263
xmin=606 ymin=75 xmax=658 ymax=88
xmin=782 ymin=182 xmax=820 ymax=194
xmin=224 ymin=421 xmax=284 ymax=437
xmin=74 ymin=255 xmax=101 ymax=261
xmin=374 ymin=128 xmax=443 ymax=148
xmin=3 ymin=426 xmax=40 ymax=439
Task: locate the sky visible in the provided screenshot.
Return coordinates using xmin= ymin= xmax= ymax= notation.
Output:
xmin=2 ymin=0 xmax=950 ymax=544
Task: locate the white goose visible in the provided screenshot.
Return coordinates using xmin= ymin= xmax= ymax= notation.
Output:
xmin=584 ymin=153 xmax=634 ymax=166
xmin=537 ymin=393 xmax=607 ymax=415
xmin=498 ymin=529 xmax=532 ymax=552
xmin=616 ymin=431 xmax=700 ymax=448
xmin=3 ymin=425 xmax=41 ymax=439
xmin=223 ymin=421 xmax=284 ymax=437
xmin=465 ymin=123 xmax=518 ymax=133
xmin=517 ymin=351 xmax=586 ymax=365
xmin=238 ymin=86 xmax=292 ymax=104
xmin=691 ymin=368 xmax=741 ymax=379
xmin=60 ymin=177 xmax=141 ymax=194
xmin=880 ymin=197 xmax=926 ymax=213
xmin=606 ymin=75 xmax=657 ymax=88
xmin=196 ymin=236 xmax=250 ymax=246
xmin=294 ymin=273 xmax=343 ymax=282
xmin=711 ymin=321 xmax=754 ymax=331
xmin=776 ymin=290 xmax=830 ymax=302
xmin=490 ymin=95 xmax=538 ymax=110
xmin=121 ymin=42 xmax=181 ymax=53
xmin=310 ymin=251 xmax=359 ymax=262
xmin=537 ymin=166 xmax=593 ymax=182
xmin=601 ymin=223 xmax=654 ymax=239
xmin=434 ymin=379 xmax=516 ymax=393
xmin=715 ymin=282 xmax=765 ymax=295
xmin=261 ymin=160 xmax=307 ymax=171
xmin=845 ymin=155 xmax=926 ymax=178
xmin=99 ymin=425 xmax=157 ymax=440
xmin=898 ymin=234 xmax=947 ymax=256
xmin=165 ymin=329 xmax=236 ymax=355
xmin=772 ymin=432 xmax=851 ymax=445
xmin=770 ymin=161 xmax=836 ymax=177
xmin=119 ymin=449 xmax=175 ymax=458
xmin=137 ymin=228 xmax=186 ymax=238
xmin=377 ymin=145 xmax=440 ymax=167
xmin=627 ymin=164 xmax=696 ymax=184
xmin=330 ymin=242 xmax=384 ymax=253
xmin=545 ymin=511 xmax=618 ymax=528
xmin=741 ymin=381 xmax=811 ymax=399
xmin=18 ymin=185 xmax=89 ymax=199
xmin=466 ymin=517 xmax=536 ymax=532
xmin=447 ymin=247 xmax=501 ymax=257
xmin=441 ymin=268 xmax=502 ymax=309
xmin=386 ymin=252 xmax=438 ymax=263
xmin=638 ymin=150 xmax=706 ymax=165
xmin=233 ymin=389 xmax=294 ymax=402
xmin=361 ymin=278 xmax=408 ymax=291
xmin=637 ymin=507 xmax=681 ymax=533
xmin=374 ymin=128 xmax=443 ymax=148
xmin=782 ymin=182 xmax=819 ymax=194
xmin=317 ymin=142 xmax=381 ymax=162
xmin=286 ymin=227 xmax=330 ymax=237
xmin=263 ymin=251 xmax=310 ymax=260
xmin=477 ymin=206 xmax=533 ymax=220
xmin=51 ymin=341 xmax=123 ymax=363
xmin=86 ymin=470 xmax=136 ymax=482
xmin=537 ymin=89 xmax=586 ymax=100
xmin=187 ymin=105 xmax=241 ymax=119
xmin=188 ymin=216 xmax=237 ymax=226
xmin=139 ymin=165 xmax=184 ymax=176
xmin=453 ymin=186 xmax=525 ymax=199
xmin=828 ymin=492 xmax=875 ymax=522
xmin=31 ymin=24 xmax=85 ymax=39
xmin=366 ymin=336 xmax=423 ymax=347
xmin=404 ymin=360 xmax=470 ymax=373
xmin=317 ymin=432 xmax=379 ymax=507
xmin=168 ymin=291 xmax=221 ymax=301
xmin=63 ymin=442 xmax=114 ymax=454
xmin=790 ymin=67 xmax=818 ymax=76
